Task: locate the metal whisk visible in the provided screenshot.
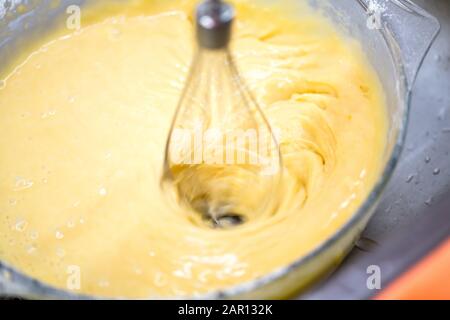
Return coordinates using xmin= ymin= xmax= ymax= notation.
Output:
xmin=162 ymin=0 xmax=282 ymax=228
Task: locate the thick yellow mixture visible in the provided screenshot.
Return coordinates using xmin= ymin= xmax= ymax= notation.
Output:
xmin=0 ymin=0 xmax=386 ymax=298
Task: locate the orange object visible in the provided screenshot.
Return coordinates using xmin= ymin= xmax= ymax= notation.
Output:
xmin=376 ymin=237 xmax=450 ymax=300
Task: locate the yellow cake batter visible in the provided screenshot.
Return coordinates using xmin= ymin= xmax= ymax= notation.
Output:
xmin=0 ymin=0 xmax=386 ymax=298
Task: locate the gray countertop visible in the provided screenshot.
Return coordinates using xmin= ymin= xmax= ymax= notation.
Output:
xmin=301 ymin=0 xmax=450 ymax=299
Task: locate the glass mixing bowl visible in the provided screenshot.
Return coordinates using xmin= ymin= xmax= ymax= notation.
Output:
xmin=0 ymin=0 xmax=440 ymax=299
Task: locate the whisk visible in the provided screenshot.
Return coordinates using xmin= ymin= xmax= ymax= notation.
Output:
xmin=162 ymin=0 xmax=283 ymax=228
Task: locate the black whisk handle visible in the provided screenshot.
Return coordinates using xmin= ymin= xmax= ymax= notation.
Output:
xmin=196 ymin=0 xmax=234 ymax=49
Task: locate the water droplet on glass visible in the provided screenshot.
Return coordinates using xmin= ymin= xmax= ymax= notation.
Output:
xmin=406 ymin=174 xmax=414 ymax=183
xmin=433 ymin=168 xmax=441 ymax=175
xmin=438 ymin=107 xmax=446 ymax=120
xmin=425 ymin=197 xmax=433 ymax=206
xmin=355 ymin=237 xmax=379 ymax=252
xmin=425 ymin=156 xmax=431 ymax=164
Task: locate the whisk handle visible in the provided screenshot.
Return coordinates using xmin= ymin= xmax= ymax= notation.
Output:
xmin=196 ymin=0 xmax=234 ymax=49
